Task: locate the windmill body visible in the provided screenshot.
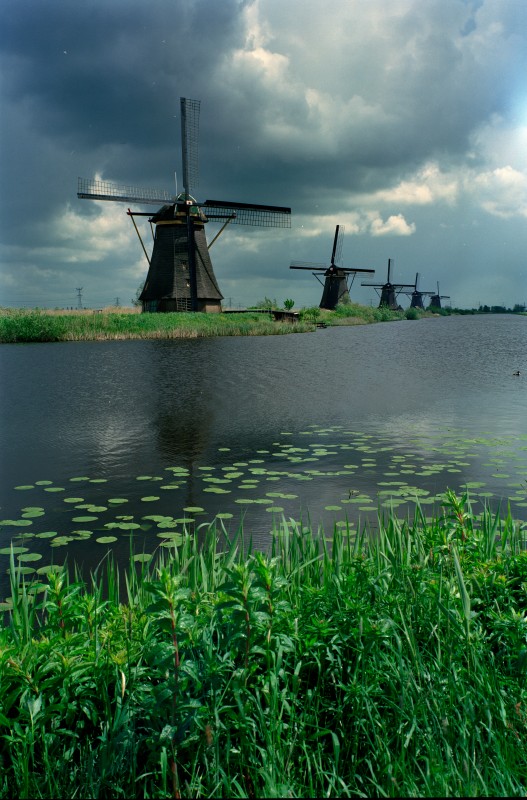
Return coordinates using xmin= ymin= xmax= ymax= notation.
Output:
xmin=428 ymin=282 xmax=450 ymax=310
xmin=78 ymin=98 xmax=291 ymax=312
xmin=361 ymin=259 xmax=414 ymax=310
xmin=290 ymin=225 xmax=374 ymax=310
xmin=139 ymin=198 xmax=223 ymax=312
xmin=404 ymin=273 xmax=435 ymax=310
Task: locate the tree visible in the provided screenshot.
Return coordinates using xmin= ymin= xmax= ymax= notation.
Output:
xmin=131 ymin=281 xmax=145 ymax=307
xmin=283 ymin=298 xmax=295 ymax=310
xmin=249 ymin=297 xmax=278 ymax=310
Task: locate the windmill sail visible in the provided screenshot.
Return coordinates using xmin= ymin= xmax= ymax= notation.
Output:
xmin=428 ymin=282 xmax=450 ymax=309
xmin=77 ymin=177 xmax=172 ymax=205
xmin=405 ymin=273 xmax=435 ymax=309
xmin=361 ymin=258 xmax=414 ymax=310
xmin=180 ymin=97 xmax=200 ymax=195
xmin=290 ymin=225 xmax=374 ymax=309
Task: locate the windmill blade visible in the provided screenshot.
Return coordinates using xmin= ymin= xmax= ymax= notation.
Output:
xmin=203 ymin=200 xmax=291 ymax=228
xmin=290 ymin=261 xmax=328 ymax=270
xmin=78 ymin=177 xmax=172 ymax=205
xmin=332 ymin=225 xmax=345 ymax=267
xmin=180 ymin=97 xmax=200 ymax=196
xmin=339 ymin=267 xmax=375 ymax=274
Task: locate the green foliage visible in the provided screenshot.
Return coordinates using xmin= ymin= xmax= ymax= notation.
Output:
xmin=2 ymin=496 xmax=527 ymax=796
xmin=405 ymin=306 xmax=420 ymax=320
xmin=131 ymin=281 xmax=145 ymax=307
xmin=283 ymin=298 xmax=295 ymax=310
xmin=0 ymin=309 xmax=314 ymax=343
xmin=249 ymin=296 xmax=279 ymax=310
xmin=300 ymin=306 xmax=321 ymax=322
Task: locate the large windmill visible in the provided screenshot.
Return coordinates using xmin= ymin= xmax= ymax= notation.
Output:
xmin=78 ymin=97 xmax=291 ymax=312
xmin=428 ymin=282 xmax=450 ymax=310
xmin=403 ymin=273 xmax=435 ymax=309
xmin=289 ymin=225 xmax=375 ymax=309
xmin=361 ymin=258 xmax=414 ymax=310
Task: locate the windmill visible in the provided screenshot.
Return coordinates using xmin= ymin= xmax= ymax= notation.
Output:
xmin=289 ymin=225 xmax=375 ymax=310
xmin=403 ymin=273 xmax=435 ymax=309
xmin=428 ymin=282 xmax=450 ymax=310
xmin=361 ymin=258 xmax=414 ymax=310
xmin=78 ymin=97 xmax=291 ymax=313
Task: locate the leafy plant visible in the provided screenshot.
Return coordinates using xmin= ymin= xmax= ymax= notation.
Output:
xmin=2 ymin=497 xmax=527 ymax=797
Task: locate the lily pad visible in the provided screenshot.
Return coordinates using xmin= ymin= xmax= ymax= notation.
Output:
xmin=36 ymin=564 xmax=64 ymax=575
xmin=133 ymin=553 xmax=152 ymax=563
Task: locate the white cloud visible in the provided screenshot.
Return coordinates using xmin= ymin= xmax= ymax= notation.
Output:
xmin=470 ymin=165 xmax=527 ymax=219
xmin=369 ymin=213 xmax=416 ymax=237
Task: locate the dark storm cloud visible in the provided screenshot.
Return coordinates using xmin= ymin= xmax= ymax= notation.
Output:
xmin=1 ymin=0 xmax=526 ymax=308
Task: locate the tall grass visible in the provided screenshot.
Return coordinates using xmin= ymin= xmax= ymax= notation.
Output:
xmin=328 ymin=302 xmax=407 ymax=324
xmin=0 ymin=310 xmax=315 ymax=343
xmin=2 ymin=494 xmax=527 ymax=797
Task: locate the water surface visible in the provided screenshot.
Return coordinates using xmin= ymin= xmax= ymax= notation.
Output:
xmin=1 ymin=314 xmax=526 ymax=592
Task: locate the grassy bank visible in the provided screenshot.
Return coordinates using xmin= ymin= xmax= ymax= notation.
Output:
xmin=0 ymin=302 xmax=437 ymax=343
xmin=2 ymin=492 xmax=527 ymax=797
xmin=0 ymin=309 xmax=315 ymax=343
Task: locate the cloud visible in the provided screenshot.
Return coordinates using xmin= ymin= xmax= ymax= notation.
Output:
xmin=1 ymin=0 xmax=527 ymax=309
xmin=369 ymin=213 xmax=416 ymax=237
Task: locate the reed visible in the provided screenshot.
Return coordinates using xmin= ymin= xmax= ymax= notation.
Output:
xmin=0 ymin=310 xmax=315 ymax=343
xmin=1 ymin=494 xmax=527 ymax=798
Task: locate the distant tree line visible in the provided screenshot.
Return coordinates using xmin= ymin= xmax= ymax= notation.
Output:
xmin=477 ymin=304 xmax=526 ymax=314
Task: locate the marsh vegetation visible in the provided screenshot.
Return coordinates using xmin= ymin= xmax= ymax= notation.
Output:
xmin=0 ymin=302 xmax=437 ymax=344
xmin=1 ymin=494 xmax=527 ymax=797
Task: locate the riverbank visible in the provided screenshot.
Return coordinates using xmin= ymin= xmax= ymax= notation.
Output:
xmin=2 ymin=493 xmax=527 ymax=797
xmin=0 ymin=303 xmax=424 ymax=343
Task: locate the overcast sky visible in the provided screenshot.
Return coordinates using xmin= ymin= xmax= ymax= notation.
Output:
xmin=1 ymin=0 xmax=527 ymax=310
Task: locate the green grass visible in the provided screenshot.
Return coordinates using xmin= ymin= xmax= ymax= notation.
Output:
xmin=0 ymin=302 xmax=442 ymax=343
xmin=0 ymin=309 xmax=315 ymax=343
xmin=2 ymin=492 xmax=527 ymax=797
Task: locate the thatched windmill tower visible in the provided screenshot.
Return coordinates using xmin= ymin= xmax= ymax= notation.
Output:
xmin=78 ymin=98 xmax=291 ymax=312
xmin=361 ymin=259 xmax=414 ymax=310
xmin=289 ymin=225 xmax=374 ymax=309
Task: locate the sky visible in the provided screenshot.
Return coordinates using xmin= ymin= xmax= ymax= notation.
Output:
xmin=1 ymin=0 xmax=527 ymax=311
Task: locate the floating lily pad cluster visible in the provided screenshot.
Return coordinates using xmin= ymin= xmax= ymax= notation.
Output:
xmin=1 ymin=425 xmax=526 ymax=584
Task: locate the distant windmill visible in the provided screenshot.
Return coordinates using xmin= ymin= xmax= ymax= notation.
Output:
xmin=78 ymin=97 xmax=291 ymax=313
xmin=428 ymin=282 xmax=450 ymax=310
xmin=403 ymin=273 xmax=435 ymax=309
xmin=361 ymin=258 xmax=414 ymax=310
xmin=289 ymin=225 xmax=375 ymax=309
